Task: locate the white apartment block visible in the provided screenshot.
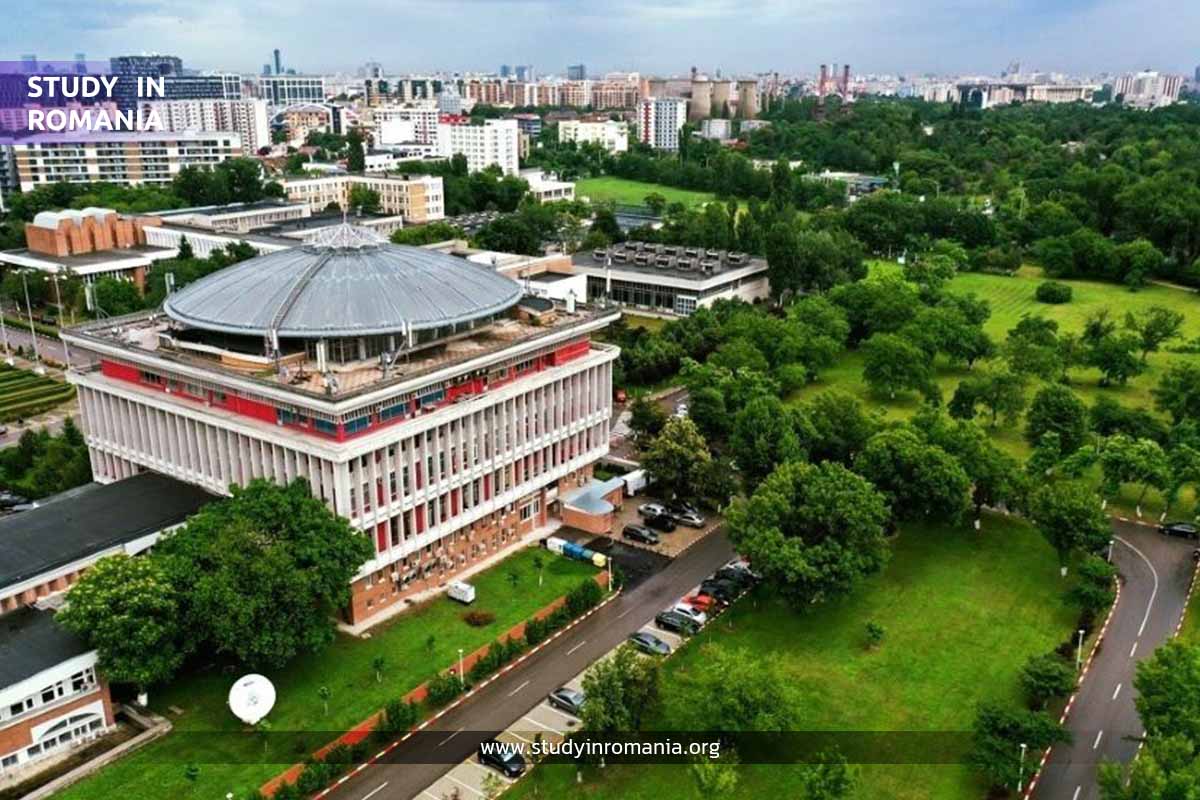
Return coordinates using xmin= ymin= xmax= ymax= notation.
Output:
xmin=437 ymin=118 xmax=520 ymax=175
xmin=557 ymin=119 xmax=629 ymax=153
xmin=372 ymin=103 xmax=441 ymax=146
xmin=282 ymin=173 xmax=445 ymax=222
xmin=11 ymin=133 xmax=243 ymax=191
xmin=144 ymin=98 xmax=272 ymax=153
xmin=1114 ymin=71 xmax=1184 ymax=109
xmin=638 ymin=97 xmax=688 ymax=151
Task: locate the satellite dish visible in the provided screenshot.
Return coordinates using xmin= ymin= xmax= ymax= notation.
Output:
xmin=228 ymin=674 xmax=276 ymax=725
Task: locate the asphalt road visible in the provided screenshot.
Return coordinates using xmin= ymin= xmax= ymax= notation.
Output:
xmin=324 ymin=529 xmax=735 ymax=800
xmin=1031 ymin=520 xmax=1198 ymax=800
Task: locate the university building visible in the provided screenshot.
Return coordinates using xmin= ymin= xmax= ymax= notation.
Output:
xmin=60 ymin=226 xmax=620 ymax=626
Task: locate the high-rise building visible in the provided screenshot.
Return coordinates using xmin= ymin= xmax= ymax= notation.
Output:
xmin=1194 ymin=65 xmax=1200 ymax=83
xmin=1113 ymin=70 xmax=1184 ymax=108
xmin=373 ymin=102 xmax=441 ymax=145
xmin=638 ymin=97 xmax=688 ymax=150
xmin=257 ymin=75 xmax=326 ymax=109
xmin=11 ymin=132 xmax=243 ymax=191
xmin=567 ymin=64 xmax=587 ymax=81
xmin=437 ymin=117 xmax=521 ymax=175
xmin=515 ymin=65 xmax=534 ymax=82
xmin=60 ymin=229 xmax=619 ymax=626
xmin=273 ymin=48 xmax=282 ymax=75
xmin=499 ymin=65 xmax=512 ymax=78
xmin=108 ymin=54 xmax=184 ymax=109
xmin=144 ymin=98 xmax=271 ymax=153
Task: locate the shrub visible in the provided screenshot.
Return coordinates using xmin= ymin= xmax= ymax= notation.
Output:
xmin=382 ymin=698 xmax=419 ymax=733
xmin=865 ymin=621 xmax=886 ymax=649
xmin=272 ymin=783 xmax=301 ymax=800
xmin=1021 ymin=652 xmax=1077 ymax=708
xmin=425 ymin=671 xmax=465 ymax=707
xmin=462 ymin=609 xmax=497 ymax=627
xmin=1035 ymin=280 xmax=1073 ymax=304
xmin=565 ymin=578 xmax=604 ymax=616
xmin=469 ymin=636 xmax=525 ymax=682
xmin=524 ymin=616 xmax=549 ymax=647
xmin=295 ymin=760 xmax=332 ymax=795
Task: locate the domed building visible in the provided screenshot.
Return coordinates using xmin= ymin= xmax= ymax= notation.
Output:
xmin=63 ymin=225 xmax=620 ymax=626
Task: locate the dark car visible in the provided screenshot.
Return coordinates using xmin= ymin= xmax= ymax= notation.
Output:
xmin=1159 ymin=521 xmax=1200 ymax=539
xmin=644 ymin=513 xmax=677 ymax=533
xmin=0 ymin=491 xmax=28 ymax=509
xmin=622 ymin=524 xmax=659 ymax=545
xmin=714 ymin=566 xmax=754 ymax=588
xmin=628 ymin=631 xmax=671 ymax=655
xmin=699 ymin=578 xmax=738 ymax=603
xmin=478 ymin=739 xmax=527 ymax=777
xmin=655 ymin=610 xmax=700 ymax=635
xmin=548 ymin=687 xmax=586 ymax=716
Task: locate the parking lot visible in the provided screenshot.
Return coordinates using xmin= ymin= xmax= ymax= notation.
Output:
xmin=603 ymin=496 xmax=720 ymax=558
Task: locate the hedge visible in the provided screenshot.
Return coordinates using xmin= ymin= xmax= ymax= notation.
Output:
xmin=1035 ymin=280 xmax=1073 ymax=304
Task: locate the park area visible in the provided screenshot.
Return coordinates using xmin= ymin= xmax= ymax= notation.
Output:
xmin=509 ymin=514 xmax=1075 ymax=800
xmin=55 ymin=547 xmax=599 ymax=800
xmin=575 ymin=177 xmax=717 ymax=210
xmin=0 ymin=363 xmax=74 ymax=423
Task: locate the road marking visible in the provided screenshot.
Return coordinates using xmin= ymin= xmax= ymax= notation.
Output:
xmin=1115 ymin=535 xmax=1159 ymax=637
xmin=1093 ymin=730 xmax=1104 ymax=750
xmin=1072 ymin=786 xmax=1082 ymax=800
xmin=617 ymin=607 xmax=634 ymax=619
xmin=438 ymin=728 xmax=462 ymax=746
xmin=361 ymin=783 xmax=388 ymax=800
xmin=1112 ymin=683 xmax=1122 ymax=701
xmin=566 ymin=640 xmax=587 ymax=655
xmin=507 ymin=679 xmax=530 ymax=697
xmin=522 ymin=715 xmax=563 ymax=733
xmin=541 ymin=703 xmax=581 ymax=724
xmin=1130 ymin=641 xmax=1138 ymax=658
xmin=448 ymin=774 xmax=485 ymax=797
xmin=509 ymin=731 xmax=534 ymax=744
xmin=464 ymin=761 xmax=513 ymax=782
xmin=422 ymin=791 xmax=443 ymax=800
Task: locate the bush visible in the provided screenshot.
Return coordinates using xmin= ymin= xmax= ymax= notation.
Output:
xmin=469 ymin=636 xmax=524 ymax=683
xmin=524 ymin=616 xmax=549 ymax=647
xmin=565 ymin=578 xmax=604 ymax=616
xmin=425 ymin=671 xmax=465 ymax=707
xmin=462 ymin=609 xmax=497 ymax=627
xmin=295 ymin=760 xmax=333 ymax=795
xmin=1035 ymin=280 xmax=1073 ymax=304
xmin=381 ymin=698 xmax=419 ymax=734
xmin=272 ymin=783 xmax=301 ymax=800
xmin=1021 ymin=652 xmax=1077 ymax=708
xmin=865 ymin=621 xmax=885 ymax=649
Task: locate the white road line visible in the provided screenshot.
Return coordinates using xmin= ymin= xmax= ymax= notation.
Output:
xmin=522 ymin=715 xmax=563 ymax=733
xmin=540 ymin=703 xmax=581 ymax=724
xmin=448 ymin=775 xmax=485 ymax=797
xmin=1093 ymin=730 xmax=1104 ymax=750
xmin=508 ymin=731 xmax=534 ymax=744
xmin=566 ymin=640 xmax=587 ymax=655
xmin=1130 ymin=641 xmax=1138 ymax=658
xmin=1072 ymin=785 xmax=1082 ymax=800
xmin=1115 ymin=535 xmax=1159 ymax=637
xmin=617 ymin=607 xmax=634 ymax=619
xmin=464 ymin=761 xmax=513 ymax=782
xmin=422 ymin=791 xmax=443 ymax=800
xmin=438 ymin=728 xmax=462 ymax=746
xmin=361 ymin=783 xmax=388 ymax=800
xmin=1112 ymin=683 xmax=1122 ymax=701
xmin=507 ymin=679 xmax=530 ymax=697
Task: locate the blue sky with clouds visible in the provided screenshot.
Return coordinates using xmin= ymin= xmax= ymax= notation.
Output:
xmin=4 ymin=0 xmax=1197 ymax=76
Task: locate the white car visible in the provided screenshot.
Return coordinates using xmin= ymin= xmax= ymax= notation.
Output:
xmin=638 ymin=502 xmax=668 ymax=518
xmin=672 ymin=602 xmax=708 ymax=625
xmin=673 ymin=402 xmax=689 ymax=418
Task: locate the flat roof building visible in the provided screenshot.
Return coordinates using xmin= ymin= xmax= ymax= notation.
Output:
xmin=557 ymin=118 xmax=629 ymax=153
xmin=437 ymin=118 xmax=520 ymax=175
xmin=281 ymin=173 xmax=445 ymax=222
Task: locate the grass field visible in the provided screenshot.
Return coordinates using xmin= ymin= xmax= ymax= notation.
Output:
xmin=0 ymin=364 xmax=74 ymax=422
xmin=57 ymin=547 xmax=599 ymax=800
xmin=788 ymin=264 xmax=1200 ymax=516
xmin=509 ymin=513 xmax=1076 ymax=800
xmin=576 ymin=177 xmax=717 ymax=210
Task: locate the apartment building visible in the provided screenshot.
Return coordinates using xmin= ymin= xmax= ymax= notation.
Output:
xmin=281 ymin=173 xmax=445 ymax=222
xmin=437 ymin=118 xmax=520 ymax=175
xmin=144 ymin=98 xmax=271 ymax=153
xmin=256 ymin=75 xmax=327 ymax=109
xmin=372 ymin=102 xmax=441 ymax=146
xmin=557 ymin=118 xmax=629 ymax=153
xmin=638 ymin=97 xmax=688 ymax=150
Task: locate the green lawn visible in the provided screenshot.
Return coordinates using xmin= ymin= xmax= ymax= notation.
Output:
xmin=576 ymin=177 xmax=717 ymax=210
xmin=57 ymin=547 xmax=598 ymax=800
xmin=622 ymin=313 xmax=669 ymax=333
xmin=0 ymin=364 xmax=74 ymax=422
xmin=788 ymin=264 xmax=1200 ymax=516
xmin=510 ymin=513 xmax=1075 ymax=800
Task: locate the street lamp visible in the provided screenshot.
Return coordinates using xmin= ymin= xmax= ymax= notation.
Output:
xmin=458 ymin=647 xmax=465 ymax=689
xmin=1017 ymin=742 xmax=1028 ymax=792
xmin=1076 ymin=628 xmax=1086 ymax=671
xmin=0 ymin=311 xmax=11 ymax=366
xmin=1107 ymin=539 xmax=1115 ymax=563
xmin=20 ymin=271 xmax=43 ymax=374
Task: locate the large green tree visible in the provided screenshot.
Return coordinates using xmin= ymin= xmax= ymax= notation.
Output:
xmin=1026 ymin=384 xmax=1090 ymax=454
xmin=854 ymin=426 xmax=971 ymax=522
xmin=1133 ymin=641 xmax=1200 ymax=744
xmin=641 ymin=417 xmax=713 ymax=501
xmin=969 ymin=702 xmax=1068 ymax=791
xmin=729 ymin=395 xmax=805 ymax=490
xmin=1028 ymin=480 xmax=1110 ymax=570
xmin=581 ymin=643 xmax=661 ymax=733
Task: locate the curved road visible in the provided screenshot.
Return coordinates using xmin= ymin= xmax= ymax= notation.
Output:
xmin=1031 ymin=520 xmax=1198 ymax=800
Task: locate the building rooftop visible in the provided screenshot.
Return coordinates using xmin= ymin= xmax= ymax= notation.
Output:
xmin=0 ymin=242 xmax=176 ymax=269
xmin=0 ymin=608 xmax=91 ymax=688
xmin=0 ymin=472 xmax=216 ymax=592
xmin=162 ymin=226 xmax=524 ymax=338
xmin=572 ymin=242 xmax=765 ymax=282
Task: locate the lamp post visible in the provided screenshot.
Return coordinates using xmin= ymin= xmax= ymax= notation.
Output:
xmin=1076 ymin=628 xmax=1086 ymax=671
xmin=1107 ymin=539 xmax=1115 ymax=563
xmin=458 ymin=647 xmax=465 ymax=689
xmin=0 ymin=310 xmax=11 ymax=366
xmin=1017 ymin=742 xmax=1028 ymax=792
xmin=21 ymin=271 xmax=43 ymax=374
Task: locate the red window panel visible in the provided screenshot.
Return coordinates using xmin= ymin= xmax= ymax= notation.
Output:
xmin=483 ymin=474 xmax=491 ymax=500
xmin=415 ymin=506 xmax=426 ymax=534
xmin=375 ymin=523 xmax=388 ymax=554
xmin=100 ymin=359 xmax=141 ymax=382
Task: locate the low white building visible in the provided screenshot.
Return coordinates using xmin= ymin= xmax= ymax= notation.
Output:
xmin=557 ymin=119 xmax=629 ymax=153
xmin=519 ymin=169 xmax=575 ymax=204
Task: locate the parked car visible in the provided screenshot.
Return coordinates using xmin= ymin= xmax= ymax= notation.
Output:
xmin=673 ymin=402 xmax=689 ymax=418
xmin=665 ymin=503 xmax=705 ymax=527
xmin=622 ymin=524 xmax=659 ymax=545
xmin=478 ymin=739 xmax=527 ymax=777
xmin=681 ymin=593 xmax=717 ymax=613
xmin=655 ymin=610 xmax=700 ymax=635
xmin=1159 ymin=521 xmax=1200 ymax=540
xmin=671 ymin=602 xmax=708 ymax=625
xmin=714 ymin=566 xmax=754 ymax=588
xmin=548 ymin=687 xmax=586 ymax=716
xmin=638 ymin=502 xmax=668 ymax=518
xmin=0 ymin=491 xmax=29 ymax=509
xmin=699 ymin=579 xmax=738 ymax=604
xmin=9 ymin=502 xmax=40 ymax=513
xmin=644 ymin=513 xmax=677 ymax=533
xmin=667 ymin=500 xmax=701 ymax=516
xmin=724 ymin=557 xmax=761 ymax=581
xmin=628 ymin=631 xmax=671 ymax=655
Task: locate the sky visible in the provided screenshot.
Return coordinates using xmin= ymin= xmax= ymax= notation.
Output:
xmin=4 ymin=0 xmax=1198 ymax=78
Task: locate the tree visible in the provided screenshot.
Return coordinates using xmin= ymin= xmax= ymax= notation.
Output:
xmin=1088 ymin=333 xmax=1146 ymax=386
xmin=727 ymin=460 xmax=890 ymax=608
xmin=948 ymin=367 xmax=1028 ymax=427
xmin=1133 ymin=641 xmax=1200 ymax=744
xmin=1021 ymin=653 xmax=1077 ymax=708
xmin=372 ymin=655 xmax=386 ymax=684
xmin=969 ymin=702 xmax=1068 ymax=791
xmin=854 ymin=426 xmax=971 ymax=521
xmin=729 ymin=395 xmax=804 ymax=490
xmin=642 ymin=417 xmax=712 ymax=501
xmin=672 ymin=645 xmax=799 ymax=732
xmin=1153 ymin=363 xmax=1200 ymax=424
xmin=644 ymin=192 xmax=668 ymax=216
xmin=532 ymin=554 xmax=545 ymax=587
xmin=347 ymin=185 xmax=381 ymax=214
xmin=687 ymin=385 xmax=729 ymax=442
xmin=581 ymin=643 xmax=661 ymax=733
xmin=92 ymin=276 xmax=143 ymax=316
xmin=690 ymin=753 xmax=739 ymax=799
xmin=155 ymin=479 xmax=373 ymax=669
xmin=1124 ymin=307 xmax=1184 ymax=362
xmin=1097 ymin=435 xmax=1170 ymax=511
xmin=861 ymin=333 xmax=937 ymax=402
xmin=765 ymin=221 xmax=802 ymax=301
xmin=805 ymin=391 xmax=881 ymax=465
xmin=1028 ymin=481 xmax=1110 ymax=570
xmin=865 ymin=622 xmax=886 ymax=649
xmin=1068 ymin=555 xmax=1117 ymax=616
xmin=318 ymin=685 xmax=332 ymax=716
xmin=346 ymin=128 xmax=366 ymax=172
xmin=628 ymin=395 xmax=668 ymax=445
xmin=58 ymin=555 xmax=186 ymax=691
xmin=1026 ymin=384 xmax=1090 ymax=455
xmin=1099 ymin=734 xmax=1200 ymax=800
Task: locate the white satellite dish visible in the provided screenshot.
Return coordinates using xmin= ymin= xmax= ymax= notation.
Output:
xmin=227 ymin=674 xmax=276 ymax=725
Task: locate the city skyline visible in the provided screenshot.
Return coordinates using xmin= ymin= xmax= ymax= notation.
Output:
xmin=7 ymin=0 xmax=1199 ymax=77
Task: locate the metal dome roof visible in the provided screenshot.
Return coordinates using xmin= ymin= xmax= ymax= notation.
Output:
xmin=161 ymin=226 xmax=523 ymax=339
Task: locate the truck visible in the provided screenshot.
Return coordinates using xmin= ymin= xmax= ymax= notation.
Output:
xmin=447 ymin=580 xmax=476 ymax=604
xmin=622 ymin=469 xmax=648 ymax=497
